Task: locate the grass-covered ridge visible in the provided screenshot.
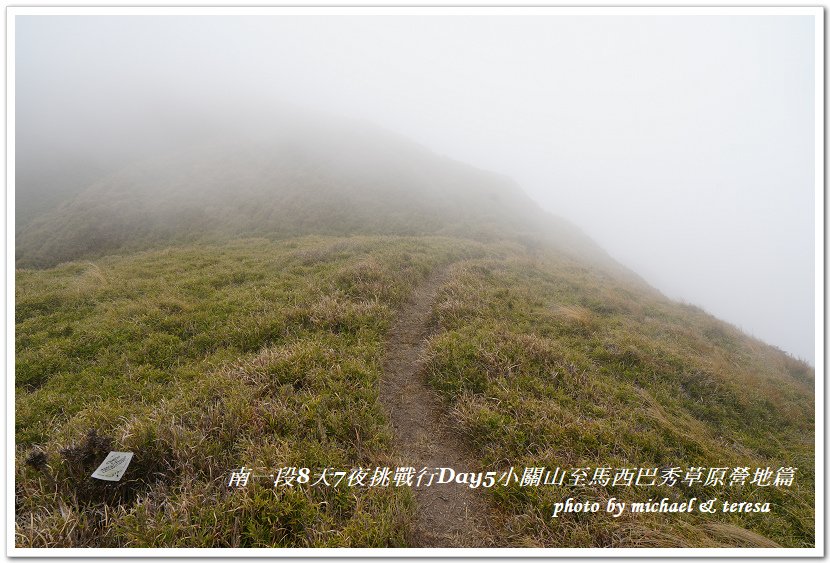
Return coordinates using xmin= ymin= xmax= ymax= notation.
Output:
xmin=424 ymin=255 xmax=814 ymax=547
xmin=15 ymin=236 xmax=486 ymax=547
xmin=15 ymin=236 xmax=814 ymax=548
xmin=15 ymin=115 xmax=600 ymax=270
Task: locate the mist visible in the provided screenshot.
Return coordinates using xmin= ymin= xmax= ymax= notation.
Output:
xmin=15 ymin=13 xmax=816 ymax=364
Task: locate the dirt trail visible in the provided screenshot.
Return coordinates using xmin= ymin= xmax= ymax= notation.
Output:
xmin=380 ymin=267 xmax=496 ymax=547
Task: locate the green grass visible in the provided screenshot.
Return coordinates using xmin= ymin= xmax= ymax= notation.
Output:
xmin=423 ymin=254 xmax=814 ymax=547
xmin=15 ymin=235 xmax=814 ymax=548
xmin=15 ymin=235 xmax=485 ymax=547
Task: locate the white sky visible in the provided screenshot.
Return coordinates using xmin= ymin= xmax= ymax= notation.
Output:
xmin=15 ymin=13 xmax=818 ymax=363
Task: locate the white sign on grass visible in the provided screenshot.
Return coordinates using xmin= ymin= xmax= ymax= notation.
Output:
xmin=91 ymin=451 xmax=133 ymax=482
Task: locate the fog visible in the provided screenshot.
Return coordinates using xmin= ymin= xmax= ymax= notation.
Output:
xmin=15 ymin=14 xmax=816 ymax=364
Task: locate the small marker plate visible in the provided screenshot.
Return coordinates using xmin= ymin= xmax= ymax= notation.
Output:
xmin=91 ymin=451 xmax=133 ymax=481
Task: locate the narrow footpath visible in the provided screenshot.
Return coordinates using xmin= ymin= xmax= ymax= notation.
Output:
xmin=380 ymin=267 xmax=496 ymax=547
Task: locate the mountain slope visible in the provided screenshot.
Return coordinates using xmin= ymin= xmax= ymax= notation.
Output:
xmin=14 ymin=113 xmax=814 ymax=548
xmin=15 ymin=113 xmax=608 ymax=272
xmin=15 ymin=236 xmax=814 ymax=547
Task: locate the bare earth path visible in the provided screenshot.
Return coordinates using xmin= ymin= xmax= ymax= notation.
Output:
xmin=380 ymin=267 xmax=496 ymax=547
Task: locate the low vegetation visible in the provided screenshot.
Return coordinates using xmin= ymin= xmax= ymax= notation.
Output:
xmin=15 ymin=236 xmax=482 ymax=547
xmin=424 ymin=253 xmax=814 ymax=547
xmin=15 ymin=235 xmax=814 ymax=548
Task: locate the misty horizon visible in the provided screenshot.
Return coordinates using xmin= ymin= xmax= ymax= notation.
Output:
xmin=14 ymin=13 xmax=817 ymax=364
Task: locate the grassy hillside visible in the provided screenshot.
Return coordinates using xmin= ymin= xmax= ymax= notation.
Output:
xmin=424 ymin=254 xmax=814 ymax=547
xmin=15 ymin=236 xmax=814 ymax=548
xmin=15 ymin=115 xmax=608 ymax=271
xmin=16 ymin=236 xmax=474 ymax=547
